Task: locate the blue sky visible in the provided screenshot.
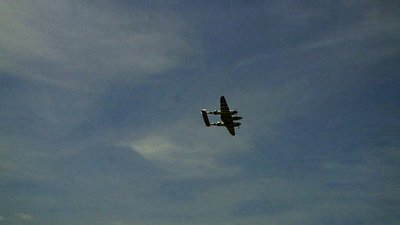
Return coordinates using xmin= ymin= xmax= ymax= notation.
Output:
xmin=1 ymin=1 xmax=399 ymax=224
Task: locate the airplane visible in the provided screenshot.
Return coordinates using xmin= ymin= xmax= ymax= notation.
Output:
xmin=201 ymin=96 xmax=242 ymax=136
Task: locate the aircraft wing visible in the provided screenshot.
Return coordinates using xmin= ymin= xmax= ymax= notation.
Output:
xmin=220 ymin=96 xmax=230 ymax=114
xmin=220 ymin=96 xmax=235 ymax=136
xmin=225 ymin=124 xmax=235 ymax=136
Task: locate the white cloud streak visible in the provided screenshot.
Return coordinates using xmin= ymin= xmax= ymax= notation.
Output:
xmin=0 ymin=0 xmax=196 ymax=144
xmin=0 ymin=0 xmax=193 ymax=88
xmin=129 ymin=116 xmax=247 ymax=178
xmin=14 ymin=213 xmax=34 ymax=222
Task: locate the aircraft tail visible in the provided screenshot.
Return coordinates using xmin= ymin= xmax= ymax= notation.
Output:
xmin=201 ymin=109 xmax=210 ymax=126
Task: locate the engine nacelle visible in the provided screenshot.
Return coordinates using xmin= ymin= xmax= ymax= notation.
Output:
xmin=232 ymin=116 xmax=242 ymax=120
xmin=230 ymin=110 xmax=238 ymax=115
xmin=233 ymin=122 xmax=241 ymax=127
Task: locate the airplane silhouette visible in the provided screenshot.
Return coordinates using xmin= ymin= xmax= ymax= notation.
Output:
xmin=201 ymin=96 xmax=242 ymax=136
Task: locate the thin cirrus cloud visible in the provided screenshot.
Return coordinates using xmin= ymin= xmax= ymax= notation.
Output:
xmin=0 ymin=0 xmax=192 ymax=87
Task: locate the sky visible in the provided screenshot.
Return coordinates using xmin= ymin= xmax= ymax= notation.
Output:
xmin=0 ymin=0 xmax=399 ymax=224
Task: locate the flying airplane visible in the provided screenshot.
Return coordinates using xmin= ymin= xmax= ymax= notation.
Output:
xmin=201 ymin=96 xmax=242 ymax=136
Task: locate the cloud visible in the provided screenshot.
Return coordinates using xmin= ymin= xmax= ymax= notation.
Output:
xmin=296 ymin=2 xmax=400 ymax=63
xmin=129 ymin=117 xmax=247 ymax=178
xmin=1 ymin=1 xmax=398 ymax=224
xmin=0 ymin=0 xmax=193 ymax=89
xmin=1 ymin=143 xmax=170 ymax=224
xmin=14 ymin=213 xmax=33 ymax=222
xmin=233 ymin=0 xmax=400 ymax=71
xmin=0 ymin=0 xmax=198 ymax=143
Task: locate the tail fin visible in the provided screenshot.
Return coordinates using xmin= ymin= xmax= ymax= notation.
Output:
xmin=201 ymin=109 xmax=210 ymax=126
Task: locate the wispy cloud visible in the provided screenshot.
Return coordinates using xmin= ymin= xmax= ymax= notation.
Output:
xmin=14 ymin=213 xmax=34 ymax=222
xmin=0 ymin=0 xmax=193 ymax=89
xmin=0 ymin=0 xmax=197 ymax=144
xmin=234 ymin=0 xmax=400 ymax=70
xmin=129 ymin=116 xmax=247 ymax=178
